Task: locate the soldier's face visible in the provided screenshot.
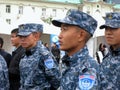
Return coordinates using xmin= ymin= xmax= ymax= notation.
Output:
xmin=58 ymin=24 xmax=82 ymax=56
xmin=19 ymin=33 xmax=37 ymax=50
xmin=105 ymin=27 xmax=120 ymax=50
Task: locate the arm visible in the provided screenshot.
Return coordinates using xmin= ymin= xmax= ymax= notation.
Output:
xmin=40 ymin=54 xmax=61 ymax=89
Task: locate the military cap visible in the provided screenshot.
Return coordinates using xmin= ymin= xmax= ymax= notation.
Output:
xmin=18 ymin=23 xmax=43 ymax=36
xmin=100 ymin=12 xmax=120 ymax=29
xmin=52 ymin=9 xmax=97 ymax=36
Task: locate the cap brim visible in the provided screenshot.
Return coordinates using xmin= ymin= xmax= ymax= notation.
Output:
xmin=52 ymin=20 xmax=64 ymax=27
xmin=52 ymin=19 xmax=73 ymax=27
xmin=99 ymin=25 xmax=107 ymax=29
xmin=17 ymin=32 xmax=32 ymax=36
xmin=100 ymin=24 xmax=119 ymax=29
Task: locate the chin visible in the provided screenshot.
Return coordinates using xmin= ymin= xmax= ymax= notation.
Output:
xmin=60 ymin=47 xmax=64 ymax=51
xmin=60 ymin=47 xmax=68 ymax=51
xmin=106 ymin=42 xmax=113 ymax=46
xmin=21 ymin=45 xmax=27 ymax=48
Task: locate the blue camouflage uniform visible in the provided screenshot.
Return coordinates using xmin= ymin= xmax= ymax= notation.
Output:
xmin=0 ymin=55 xmax=9 ymax=90
xmin=52 ymin=9 xmax=99 ymax=90
xmin=18 ymin=23 xmax=60 ymax=90
xmin=99 ymin=12 xmax=120 ymax=89
xmin=60 ymin=46 xmax=99 ymax=90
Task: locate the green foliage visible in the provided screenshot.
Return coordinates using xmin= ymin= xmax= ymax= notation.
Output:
xmin=41 ymin=16 xmax=52 ymax=24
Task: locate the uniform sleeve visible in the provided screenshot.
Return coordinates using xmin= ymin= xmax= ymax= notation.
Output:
xmin=0 ymin=56 xmax=9 ymax=90
xmin=40 ymin=55 xmax=61 ymax=89
xmin=79 ymin=58 xmax=100 ymax=90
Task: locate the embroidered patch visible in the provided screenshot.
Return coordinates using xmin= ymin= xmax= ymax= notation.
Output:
xmin=44 ymin=58 xmax=54 ymax=69
xmin=79 ymin=75 xmax=95 ymax=90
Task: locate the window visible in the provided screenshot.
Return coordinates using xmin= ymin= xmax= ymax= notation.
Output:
xmin=6 ymin=5 xmax=11 ymax=13
xmin=42 ymin=8 xmax=46 ymax=16
xmin=6 ymin=19 xmax=11 ymax=24
xmin=32 ymin=7 xmax=35 ymax=12
xmin=18 ymin=6 xmax=23 ymax=14
xmin=52 ymin=9 xmax=56 ymax=17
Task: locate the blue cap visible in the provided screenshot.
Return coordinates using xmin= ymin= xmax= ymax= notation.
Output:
xmin=100 ymin=12 xmax=120 ymax=29
xmin=52 ymin=9 xmax=97 ymax=36
xmin=18 ymin=23 xmax=43 ymax=36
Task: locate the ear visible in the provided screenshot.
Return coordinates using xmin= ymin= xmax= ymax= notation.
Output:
xmin=33 ymin=33 xmax=38 ymax=41
xmin=78 ymin=30 xmax=85 ymax=42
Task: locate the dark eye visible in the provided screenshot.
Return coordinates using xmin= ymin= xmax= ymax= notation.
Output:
xmin=61 ymin=25 xmax=69 ymax=31
xmin=11 ymin=36 xmax=17 ymax=38
xmin=63 ymin=26 xmax=68 ymax=30
xmin=105 ymin=27 xmax=118 ymax=30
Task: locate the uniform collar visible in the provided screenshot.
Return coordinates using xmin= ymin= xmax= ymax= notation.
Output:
xmin=25 ymin=44 xmax=37 ymax=56
xmin=109 ymin=46 xmax=120 ymax=56
xmin=62 ymin=45 xmax=89 ymax=66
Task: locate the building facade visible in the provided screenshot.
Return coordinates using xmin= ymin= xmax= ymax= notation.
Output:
xmin=0 ymin=0 xmax=119 ymax=57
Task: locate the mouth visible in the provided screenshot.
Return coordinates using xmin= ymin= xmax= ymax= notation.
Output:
xmin=106 ymin=36 xmax=112 ymax=39
xmin=58 ymin=40 xmax=62 ymax=45
xmin=106 ymin=37 xmax=113 ymax=42
xmin=21 ymin=43 xmax=26 ymax=45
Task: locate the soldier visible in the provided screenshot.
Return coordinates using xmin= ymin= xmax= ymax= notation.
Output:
xmin=0 ymin=55 xmax=9 ymax=89
xmin=99 ymin=12 xmax=120 ymax=89
xmin=17 ymin=23 xmax=60 ymax=90
xmin=52 ymin=9 xmax=99 ymax=90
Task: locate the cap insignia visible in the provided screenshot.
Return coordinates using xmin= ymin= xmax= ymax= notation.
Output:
xmin=108 ymin=14 xmax=112 ymax=19
xmin=19 ymin=24 xmax=25 ymax=30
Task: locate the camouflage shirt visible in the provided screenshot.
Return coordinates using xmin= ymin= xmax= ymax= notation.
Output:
xmin=60 ymin=46 xmax=99 ymax=90
xmin=0 ymin=55 xmax=9 ymax=90
xmin=19 ymin=41 xmax=60 ymax=90
xmin=99 ymin=47 xmax=120 ymax=90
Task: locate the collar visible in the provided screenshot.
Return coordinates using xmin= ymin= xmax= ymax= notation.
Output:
xmin=25 ymin=50 xmax=32 ymax=56
xmin=109 ymin=46 xmax=120 ymax=56
xmin=62 ymin=45 xmax=89 ymax=66
xmin=25 ymin=45 xmax=37 ymax=56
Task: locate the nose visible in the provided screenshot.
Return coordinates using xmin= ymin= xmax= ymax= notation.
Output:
xmin=58 ymin=31 xmax=62 ymax=39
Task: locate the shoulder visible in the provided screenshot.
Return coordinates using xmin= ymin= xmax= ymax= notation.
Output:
xmin=0 ymin=55 xmax=5 ymax=62
xmin=85 ymin=55 xmax=99 ymax=70
xmin=1 ymin=50 xmax=11 ymax=56
xmin=0 ymin=55 xmax=7 ymax=66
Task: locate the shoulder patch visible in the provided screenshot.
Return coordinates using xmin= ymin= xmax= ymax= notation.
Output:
xmin=44 ymin=58 xmax=54 ymax=69
xmin=79 ymin=75 xmax=95 ymax=90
